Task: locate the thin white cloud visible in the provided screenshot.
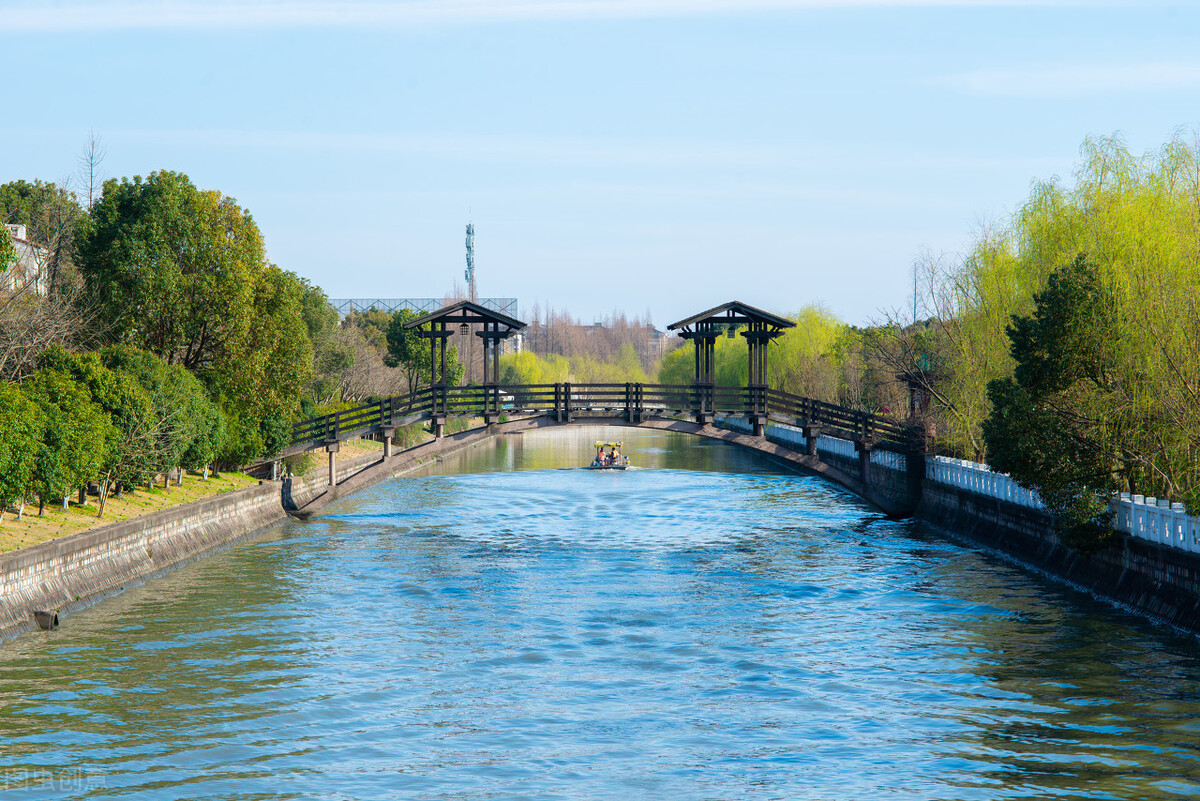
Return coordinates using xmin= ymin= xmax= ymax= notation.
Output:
xmin=0 ymin=0 xmax=1133 ymax=33
xmin=936 ymin=62 xmax=1200 ymax=97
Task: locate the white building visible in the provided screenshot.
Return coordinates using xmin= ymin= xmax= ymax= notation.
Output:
xmin=2 ymin=223 xmax=50 ymax=296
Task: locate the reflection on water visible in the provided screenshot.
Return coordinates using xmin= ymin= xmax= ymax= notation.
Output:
xmin=1 ymin=427 xmax=1198 ymax=800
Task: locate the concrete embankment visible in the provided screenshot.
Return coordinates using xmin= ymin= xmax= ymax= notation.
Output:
xmin=0 ymin=481 xmax=284 ymax=640
xmin=917 ymin=481 xmax=1200 ymax=634
xmin=0 ymin=430 xmax=515 ymax=640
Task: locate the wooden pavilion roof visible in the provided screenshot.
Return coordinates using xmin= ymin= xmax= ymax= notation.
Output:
xmin=667 ymin=300 xmax=795 ymax=333
xmin=402 ymin=300 xmax=527 ymax=332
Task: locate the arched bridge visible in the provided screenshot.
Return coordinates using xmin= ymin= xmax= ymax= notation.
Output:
xmin=277 ymin=300 xmax=928 ymax=518
xmin=283 ymin=382 xmax=917 ymax=457
xmin=280 ymin=381 xmax=926 ymax=518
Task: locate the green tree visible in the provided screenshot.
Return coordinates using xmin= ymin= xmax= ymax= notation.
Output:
xmin=0 ymin=382 xmax=43 ymax=521
xmin=385 ymin=308 xmax=429 ymax=393
xmin=655 ymin=331 xmax=747 ymax=386
xmin=346 ymin=307 xmax=393 ymax=352
xmin=983 ymin=256 xmax=1126 ymax=550
xmin=37 ymin=345 xmax=159 ymax=506
xmin=925 ymin=132 xmax=1200 ymax=506
xmin=215 ymin=265 xmax=314 ymax=421
xmin=101 ymin=345 xmax=225 ymax=483
xmin=0 ymin=227 xmax=15 ymax=271
xmin=78 ymin=171 xmax=261 ymax=370
xmin=78 ymin=172 xmax=315 ymax=452
xmin=181 ymin=397 xmax=225 ymax=474
xmin=21 ymin=368 xmax=113 ymax=513
xmin=301 ymin=280 xmax=352 ymax=406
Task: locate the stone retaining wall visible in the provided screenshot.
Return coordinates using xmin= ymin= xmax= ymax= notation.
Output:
xmin=282 ymin=452 xmax=383 ymax=512
xmin=0 ymin=481 xmax=285 ymax=640
xmin=917 ymin=481 xmax=1200 ymax=632
xmin=717 ymin=415 xmax=1200 ymax=632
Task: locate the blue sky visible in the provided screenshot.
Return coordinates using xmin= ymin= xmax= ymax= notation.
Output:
xmin=3 ymin=1 xmax=1198 ymax=327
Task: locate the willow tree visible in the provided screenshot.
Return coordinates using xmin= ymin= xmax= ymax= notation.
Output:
xmin=926 ymin=132 xmax=1200 ymax=509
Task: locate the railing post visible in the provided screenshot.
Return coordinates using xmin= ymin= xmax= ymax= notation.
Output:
xmin=482 ymin=383 xmax=499 ymax=425
xmin=802 ymin=424 xmax=821 ymax=457
xmin=554 ymin=383 xmax=562 ymax=422
xmin=625 ymin=382 xmax=633 ymax=423
xmin=431 ymin=384 xmax=447 ymax=439
xmin=749 ymin=384 xmax=766 ymax=437
xmin=326 ymin=440 xmax=339 ymax=487
xmin=694 ymin=383 xmax=712 ymax=425
xmin=906 ymin=427 xmax=926 ymax=508
xmin=855 ymin=439 xmax=873 ymax=484
xmin=564 ymin=382 xmax=572 ymax=423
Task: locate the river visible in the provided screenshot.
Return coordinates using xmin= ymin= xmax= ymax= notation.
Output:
xmin=1 ymin=427 xmax=1198 ymax=799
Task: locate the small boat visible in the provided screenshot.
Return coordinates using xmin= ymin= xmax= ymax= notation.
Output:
xmin=588 ymin=441 xmax=630 ymax=470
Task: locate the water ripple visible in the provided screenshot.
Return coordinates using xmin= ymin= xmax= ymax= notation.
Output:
xmin=1 ymin=428 xmax=1199 ymax=799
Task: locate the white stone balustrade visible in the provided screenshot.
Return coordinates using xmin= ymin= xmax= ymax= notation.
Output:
xmin=719 ymin=416 xmax=1200 ymax=556
xmin=928 ymin=456 xmax=1200 ymax=555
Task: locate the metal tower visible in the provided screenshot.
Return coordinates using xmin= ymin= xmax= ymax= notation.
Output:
xmin=464 ymin=222 xmax=477 ymax=303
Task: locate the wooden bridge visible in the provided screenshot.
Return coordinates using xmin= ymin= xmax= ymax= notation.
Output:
xmin=277 ymin=300 xmax=927 ymax=517
xmin=284 ymin=381 xmax=917 ymax=458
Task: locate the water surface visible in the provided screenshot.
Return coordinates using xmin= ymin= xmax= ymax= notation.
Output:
xmin=1 ymin=427 xmax=1198 ymax=799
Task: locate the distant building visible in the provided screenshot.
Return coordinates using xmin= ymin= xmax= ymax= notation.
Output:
xmin=643 ymin=325 xmax=673 ymax=363
xmin=501 ymin=330 xmax=524 ymax=356
xmin=2 ymin=223 xmax=50 ymax=296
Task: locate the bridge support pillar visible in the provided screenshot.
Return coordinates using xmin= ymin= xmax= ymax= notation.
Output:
xmin=855 ymin=439 xmax=874 ymax=484
xmin=325 ymin=440 xmax=340 ymax=487
xmin=431 ymin=415 xmax=447 ymax=440
xmin=801 ymin=425 xmax=822 ymax=457
xmin=749 ymin=415 xmax=766 ymax=437
xmin=380 ymin=426 xmax=397 ymax=459
xmin=906 ymin=422 xmax=932 ymax=507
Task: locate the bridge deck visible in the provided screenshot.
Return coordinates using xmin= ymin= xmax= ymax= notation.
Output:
xmin=282 ymin=383 xmax=921 ymax=460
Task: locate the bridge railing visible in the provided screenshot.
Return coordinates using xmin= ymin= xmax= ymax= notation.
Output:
xmin=284 ymin=382 xmax=921 ymax=454
xmin=287 ymin=388 xmax=434 ymax=455
xmin=764 ymin=388 xmax=912 ymax=448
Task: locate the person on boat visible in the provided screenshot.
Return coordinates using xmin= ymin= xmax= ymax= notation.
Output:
xmin=609 ymin=446 xmax=619 ymax=464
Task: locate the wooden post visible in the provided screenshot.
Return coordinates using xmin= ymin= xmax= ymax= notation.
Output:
xmin=802 ymin=424 xmax=821 ymax=457
xmin=326 ymin=441 xmax=340 ymax=486
xmin=856 ymin=439 xmax=873 ymax=484
xmin=907 ymin=432 xmax=927 ymax=509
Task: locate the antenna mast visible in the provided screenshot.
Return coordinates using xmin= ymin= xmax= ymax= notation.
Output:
xmin=464 ymin=222 xmax=477 ymax=304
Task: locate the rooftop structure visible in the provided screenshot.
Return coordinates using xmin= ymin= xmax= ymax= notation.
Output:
xmin=328 ymin=297 xmax=518 ymax=320
xmin=2 ymin=223 xmax=50 ymax=297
